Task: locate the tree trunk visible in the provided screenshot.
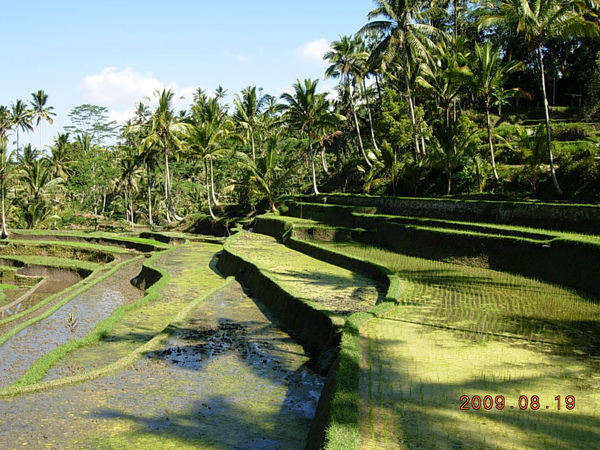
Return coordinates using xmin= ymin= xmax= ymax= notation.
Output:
xmin=308 ymin=134 xmax=319 ymax=195
xmin=210 ymin=157 xmax=220 ymax=206
xmin=1 ymin=181 xmax=8 ymax=239
xmin=538 ymin=45 xmax=563 ymax=196
xmin=404 ymin=67 xmax=422 ymax=158
xmin=320 ymin=145 xmax=329 ymax=175
xmin=163 ymin=147 xmax=172 ymax=224
xmin=486 ymin=104 xmax=499 ymax=180
xmin=204 ymin=160 xmax=216 ymax=220
xmin=362 ymin=78 xmax=379 ymax=154
xmin=146 ymin=165 xmax=154 ymax=230
xmin=164 ymin=143 xmax=184 ymax=222
xmin=251 ymin=132 xmax=256 ymax=162
xmin=129 ymin=187 xmax=135 ymax=232
xmin=348 ymin=77 xmax=370 ymax=167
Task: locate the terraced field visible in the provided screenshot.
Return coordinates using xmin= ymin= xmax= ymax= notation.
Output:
xmin=276 ymin=197 xmax=600 ymax=449
xmin=1 ymin=206 xmax=598 ymax=449
xmin=0 ymin=232 xmax=331 ymax=448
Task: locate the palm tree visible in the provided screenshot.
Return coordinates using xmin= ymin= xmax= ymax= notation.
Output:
xmin=516 ymin=124 xmax=548 ymax=195
xmin=432 ymin=116 xmax=478 ymax=194
xmin=233 ymin=86 xmax=269 ymax=161
xmin=118 ymin=150 xmax=142 ymax=231
xmin=479 ymin=0 xmax=599 ymax=194
xmin=10 ymin=99 xmax=33 ymax=151
xmin=0 ymin=139 xmax=11 ymax=238
xmin=280 ymin=79 xmax=342 ymax=195
xmin=137 ymin=89 xmax=191 ymax=223
xmin=16 ymin=144 xmax=42 ymax=169
xmin=324 ymin=35 xmax=371 ymax=166
xmin=455 ymin=41 xmax=526 ymax=180
xmin=30 ymin=90 xmax=56 ymax=150
xmin=46 ymin=132 xmax=73 ymax=181
xmin=361 ymin=0 xmax=441 ymax=158
xmin=236 ymin=133 xmax=295 ymax=212
xmin=188 ymin=96 xmax=239 ymax=218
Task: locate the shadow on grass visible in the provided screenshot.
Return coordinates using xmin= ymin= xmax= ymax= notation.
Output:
xmin=89 ymin=393 xmax=308 ymax=449
xmin=361 ymin=328 xmax=600 ymax=449
xmin=266 ymin=267 xmax=385 ymax=314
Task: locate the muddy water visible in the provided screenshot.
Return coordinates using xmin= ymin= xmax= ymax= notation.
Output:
xmin=0 ymin=261 xmax=144 ymax=387
xmin=0 ymin=281 xmax=323 ymax=449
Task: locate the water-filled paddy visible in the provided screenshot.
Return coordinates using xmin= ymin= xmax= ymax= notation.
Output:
xmin=0 ymin=260 xmax=144 ymax=387
xmin=0 ymin=278 xmax=323 ymax=449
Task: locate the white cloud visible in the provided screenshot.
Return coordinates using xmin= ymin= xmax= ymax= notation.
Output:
xmin=108 ymin=108 xmax=136 ymax=124
xmin=78 ymin=67 xmax=199 ymax=124
xmin=78 ymin=67 xmax=164 ymax=107
xmin=294 ymin=38 xmax=329 ymax=64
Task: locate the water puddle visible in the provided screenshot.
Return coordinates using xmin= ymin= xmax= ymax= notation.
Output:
xmin=0 ymin=280 xmax=324 ymax=448
xmin=0 ymin=261 xmax=144 ymax=387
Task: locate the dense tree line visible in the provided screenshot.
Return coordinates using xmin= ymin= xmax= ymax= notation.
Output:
xmin=1 ymin=0 xmax=600 ymax=231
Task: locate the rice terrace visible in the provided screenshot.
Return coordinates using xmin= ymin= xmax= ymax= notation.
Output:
xmin=4 ymin=0 xmax=600 ymax=447
xmin=0 ymin=194 xmax=596 ymax=449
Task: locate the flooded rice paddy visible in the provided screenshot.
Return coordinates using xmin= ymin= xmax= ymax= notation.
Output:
xmin=0 ymin=242 xmax=325 ymax=448
xmin=0 ymin=260 xmax=144 ymax=387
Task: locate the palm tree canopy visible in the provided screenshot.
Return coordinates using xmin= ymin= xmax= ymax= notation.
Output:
xmin=455 ymin=41 xmax=526 ymax=105
xmin=279 ymin=79 xmax=341 ymax=139
xmin=361 ymin=0 xmax=443 ymax=71
xmin=324 ymin=35 xmax=369 ymax=82
xmin=30 ymin=90 xmax=56 ymax=126
xmin=478 ymin=0 xmax=600 ymax=47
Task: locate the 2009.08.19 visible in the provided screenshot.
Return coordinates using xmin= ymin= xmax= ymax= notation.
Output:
xmin=460 ymin=395 xmax=576 ymax=410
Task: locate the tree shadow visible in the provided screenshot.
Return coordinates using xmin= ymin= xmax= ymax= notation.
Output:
xmin=89 ymin=392 xmax=312 ymax=449
xmin=265 ymin=267 xmax=385 ymax=314
xmin=361 ymin=326 xmax=600 ymax=449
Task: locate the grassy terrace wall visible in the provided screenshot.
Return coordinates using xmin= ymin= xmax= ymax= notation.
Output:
xmin=287 ymin=201 xmax=600 ymax=296
xmin=216 ymin=233 xmax=341 ymax=357
xmin=240 ymin=217 xmax=402 ymax=449
xmin=9 ymin=231 xmax=165 ymax=253
xmin=318 ymin=193 xmax=600 ymax=234
xmin=373 ymin=222 xmax=600 ymax=295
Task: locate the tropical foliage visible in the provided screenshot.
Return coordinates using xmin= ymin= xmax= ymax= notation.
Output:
xmin=0 ymin=0 xmax=600 ymax=232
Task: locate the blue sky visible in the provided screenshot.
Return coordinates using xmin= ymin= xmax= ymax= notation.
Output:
xmin=2 ymin=0 xmax=374 ymax=149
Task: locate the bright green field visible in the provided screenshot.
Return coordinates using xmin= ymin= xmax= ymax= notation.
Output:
xmin=315 ymin=240 xmax=600 ymax=449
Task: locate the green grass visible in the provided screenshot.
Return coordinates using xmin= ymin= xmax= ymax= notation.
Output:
xmin=309 ymin=239 xmax=600 ymax=448
xmin=10 ymin=229 xmax=171 ymax=249
xmin=0 ymin=255 xmax=101 ymax=272
xmin=316 ymin=241 xmax=600 ymax=352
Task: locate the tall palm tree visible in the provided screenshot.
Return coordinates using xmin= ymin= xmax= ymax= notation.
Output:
xmin=280 ymin=79 xmax=342 ymax=195
xmin=361 ymin=0 xmax=442 ymax=158
xmin=324 ymin=35 xmax=371 ymax=166
xmin=10 ymin=99 xmax=33 ymax=151
xmin=233 ymin=86 xmax=269 ymax=161
xmin=0 ymin=139 xmax=11 ymax=238
xmin=188 ymin=96 xmax=239 ymax=218
xmin=30 ymin=90 xmax=56 ymax=150
xmin=455 ymin=42 xmax=526 ymax=180
xmin=137 ymin=89 xmax=191 ymax=223
xmin=479 ymin=0 xmax=599 ymax=194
